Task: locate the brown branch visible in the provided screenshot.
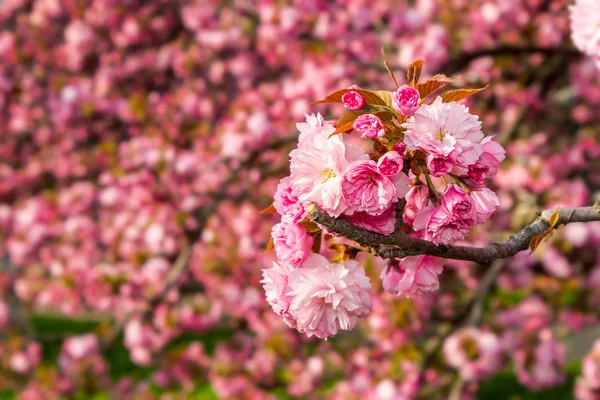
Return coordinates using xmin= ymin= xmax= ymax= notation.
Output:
xmin=308 ymin=202 xmax=600 ymax=263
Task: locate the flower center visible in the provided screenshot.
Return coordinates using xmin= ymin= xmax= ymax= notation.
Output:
xmin=437 ymin=128 xmax=446 ymax=142
xmin=321 ymin=169 xmax=337 ymax=183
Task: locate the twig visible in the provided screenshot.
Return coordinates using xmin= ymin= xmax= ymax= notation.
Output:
xmin=308 ymin=202 xmax=600 ymax=263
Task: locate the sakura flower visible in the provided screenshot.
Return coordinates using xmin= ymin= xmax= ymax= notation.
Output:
xmin=467 ymin=136 xmax=506 ymax=183
xmin=273 ymin=176 xmax=307 ymax=223
xmin=287 ymin=253 xmax=372 ymax=339
xmin=402 ymin=97 xmax=484 ymax=168
xmin=569 ymin=0 xmax=600 ymax=68
xmin=290 ymin=114 xmax=369 ymax=217
xmin=380 ymin=255 xmax=444 ymax=297
xmin=271 ymin=218 xmax=313 ymax=268
xmin=342 ymin=160 xmax=410 ymax=216
xmin=441 ymin=184 xmax=474 ymax=220
xmin=443 ymin=327 xmax=503 ymax=381
xmin=414 ymin=190 xmax=474 ymax=245
xmin=261 ymin=260 xmax=296 ymax=328
xmin=426 ymin=154 xmax=453 ymax=177
xmin=392 ymin=85 xmax=420 ymax=116
xmin=344 ymin=204 xmax=396 ymax=236
xmin=377 ymin=151 xmax=404 ymax=176
xmin=470 ymin=188 xmax=499 ymax=224
xmin=342 ymin=87 xmax=366 ymax=110
xmin=353 ymin=114 xmax=385 ymax=139
xmin=392 ymin=141 xmax=408 ymax=158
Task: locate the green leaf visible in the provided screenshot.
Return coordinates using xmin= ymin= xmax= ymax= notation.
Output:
xmin=372 ymin=90 xmax=394 ymax=107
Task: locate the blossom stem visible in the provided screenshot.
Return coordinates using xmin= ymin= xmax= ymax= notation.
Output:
xmin=423 ymin=169 xmax=441 ymax=205
xmin=448 ymin=174 xmax=471 ymax=193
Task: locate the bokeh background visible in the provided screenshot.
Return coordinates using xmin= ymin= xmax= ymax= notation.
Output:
xmin=0 ymin=0 xmax=599 ymax=398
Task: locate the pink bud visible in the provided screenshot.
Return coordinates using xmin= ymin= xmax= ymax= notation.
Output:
xmin=377 ymin=151 xmax=403 ymax=176
xmin=392 ymin=85 xmax=420 ymax=116
xmin=342 ymin=91 xmax=366 ymax=110
xmin=392 ymin=142 xmax=407 ymax=158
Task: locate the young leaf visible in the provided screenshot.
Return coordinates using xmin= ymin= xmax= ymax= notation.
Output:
xmin=372 ymin=90 xmax=394 ymax=107
xmin=265 ymin=236 xmax=274 ymax=252
xmin=529 ymin=232 xmax=545 ymax=252
xmin=381 ymin=48 xmax=399 ymax=89
xmin=415 ymin=74 xmax=457 ymax=99
xmin=260 ymin=204 xmax=277 ymax=214
xmin=439 ymin=85 xmax=489 ymax=103
xmin=407 ymin=60 xmax=425 ymax=86
xmin=314 ymin=88 xmax=388 ymax=106
xmin=548 ymin=209 xmax=560 ymax=229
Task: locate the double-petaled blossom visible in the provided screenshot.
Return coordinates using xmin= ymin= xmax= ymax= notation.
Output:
xmin=353 ymin=114 xmax=385 ymax=139
xmin=403 ymin=185 xmax=429 ymax=226
xmin=290 ymin=114 xmax=369 ymax=217
xmin=470 ymin=188 xmax=500 ymax=224
xmin=377 ymin=151 xmax=404 ymax=176
xmin=467 ymin=136 xmax=506 ymax=184
xmin=273 ymin=176 xmax=307 ymax=223
xmin=426 ymin=154 xmax=453 ymax=177
xmin=342 ymin=160 xmax=410 ymax=216
xmin=271 ymin=217 xmax=313 ymax=268
xmin=342 ymin=86 xmax=366 ymax=110
xmin=443 ymin=327 xmax=503 ymax=381
xmin=402 ymin=97 xmax=484 ymax=169
xmin=344 ymin=204 xmax=396 ymax=236
xmin=413 ymin=185 xmax=475 ymax=245
xmin=380 ymin=255 xmax=444 ymax=297
xmin=392 ymin=85 xmax=420 ymax=116
xmin=261 ymin=260 xmax=296 ymax=328
xmin=569 ymin=0 xmax=600 ymax=68
xmin=287 ymin=253 xmax=372 ymax=339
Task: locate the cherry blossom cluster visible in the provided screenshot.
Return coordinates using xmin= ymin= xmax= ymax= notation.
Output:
xmin=263 ymin=62 xmax=506 ymax=338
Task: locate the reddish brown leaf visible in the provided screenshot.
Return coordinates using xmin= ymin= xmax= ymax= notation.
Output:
xmin=260 ymin=204 xmax=277 ymax=214
xmin=415 ymin=74 xmax=457 ymax=99
xmin=529 ymin=233 xmax=545 ymax=252
xmin=407 ymin=60 xmax=425 ymax=86
xmin=439 ymin=85 xmax=489 ymax=103
xmin=314 ymin=88 xmax=388 ymax=106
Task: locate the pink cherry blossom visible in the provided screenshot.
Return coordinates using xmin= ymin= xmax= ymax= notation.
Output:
xmin=403 ymin=185 xmax=430 ymax=226
xmin=392 ymin=85 xmax=420 ymax=116
xmin=353 ymin=114 xmax=385 ymax=139
xmin=581 ymin=340 xmax=600 ymax=389
xmin=261 ymin=260 xmax=296 ymax=328
xmin=569 ymin=0 xmax=600 ymax=68
xmin=271 ymin=218 xmax=314 ymax=268
xmin=344 ymin=204 xmax=396 ymax=236
xmin=441 ymin=184 xmax=474 ymax=220
xmin=414 ymin=202 xmax=473 ymax=245
xmin=342 ymin=91 xmax=366 ymax=110
xmin=470 ymin=188 xmax=500 ymax=224
xmin=273 ymin=176 xmax=307 ymax=223
xmin=468 ymin=136 xmax=506 ymax=183
xmin=426 ymin=154 xmax=454 ymax=177
xmin=443 ymin=327 xmax=503 ymax=381
xmin=380 ymin=255 xmax=444 ymax=297
xmin=287 ymin=253 xmax=371 ymax=339
xmin=392 ymin=141 xmax=408 ymax=158
xmin=290 ymin=114 xmax=369 ymax=217
xmin=342 ymin=160 xmax=408 ymax=216
xmin=402 ymin=97 xmax=484 ymax=168
xmin=377 ymin=151 xmax=404 ymax=176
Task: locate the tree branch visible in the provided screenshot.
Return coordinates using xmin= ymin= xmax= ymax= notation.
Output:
xmin=307 ymin=202 xmax=600 ymax=263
